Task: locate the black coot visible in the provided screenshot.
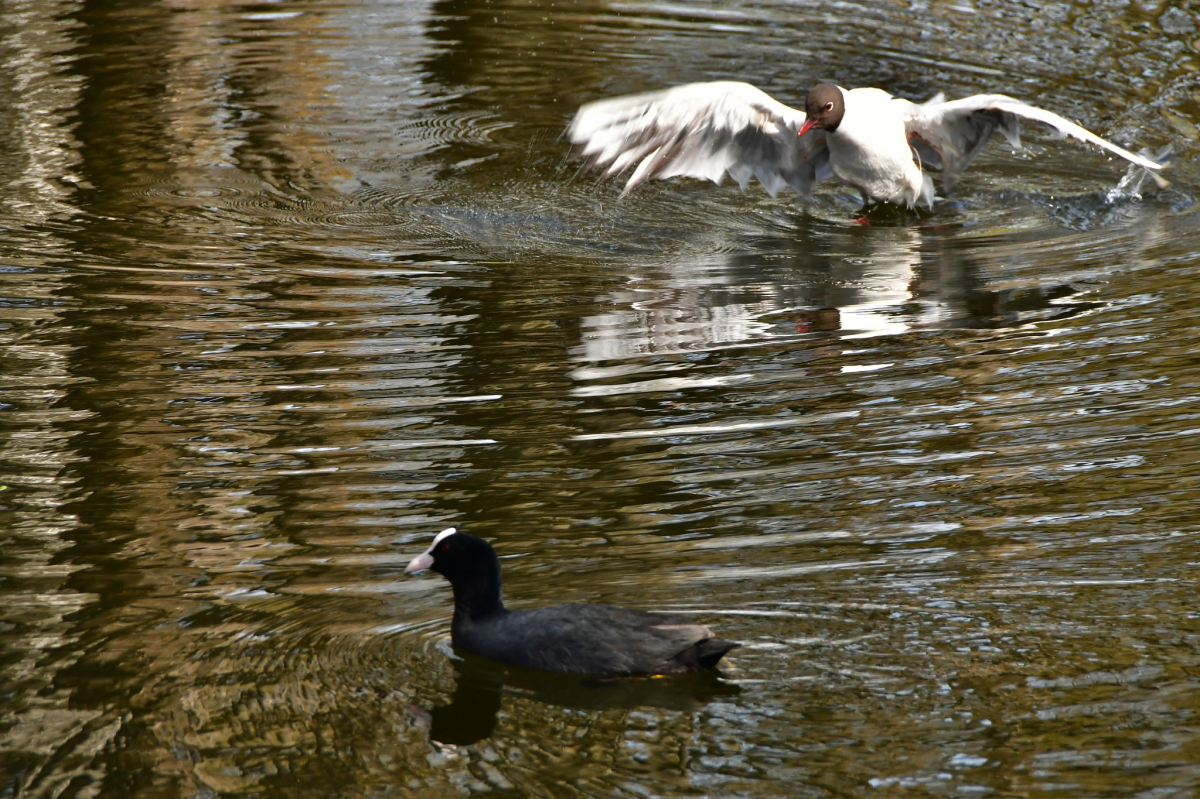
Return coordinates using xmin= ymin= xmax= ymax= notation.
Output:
xmin=405 ymin=528 xmax=740 ymax=677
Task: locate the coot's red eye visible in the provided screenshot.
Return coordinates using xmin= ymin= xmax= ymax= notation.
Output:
xmin=439 ymin=543 xmax=449 ymax=552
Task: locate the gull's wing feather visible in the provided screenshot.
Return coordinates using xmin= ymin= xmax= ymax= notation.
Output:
xmin=901 ymin=94 xmax=1165 ymax=191
xmin=567 ymin=81 xmax=830 ymax=198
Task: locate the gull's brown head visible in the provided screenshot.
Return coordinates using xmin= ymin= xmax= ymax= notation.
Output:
xmin=798 ymin=83 xmax=845 ymax=137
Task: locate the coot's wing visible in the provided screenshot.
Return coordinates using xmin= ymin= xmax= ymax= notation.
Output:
xmin=901 ymin=94 xmax=1166 ymax=191
xmin=462 ymin=605 xmax=726 ymax=676
xmin=567 ymin=81 xmax=830 ymax=198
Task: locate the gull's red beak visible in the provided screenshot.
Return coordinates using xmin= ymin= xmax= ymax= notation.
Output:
xmin=798 ymin=118 xmax=818 ymax=138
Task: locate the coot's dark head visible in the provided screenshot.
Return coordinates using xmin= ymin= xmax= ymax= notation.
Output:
xmin=406 ymin=527 xmax=480 ymax=580
xmin=798 ymin=83 xmax=845 ymax=137
xmin=406 ymin=528 xmax=505 ymax=620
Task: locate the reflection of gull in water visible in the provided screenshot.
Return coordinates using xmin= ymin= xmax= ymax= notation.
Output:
xmin=578 ymin=293 xmax=776 ymax=361
xmin=824 ymin=228 xmax=923 ymax=339
xmin=568 ymin=224 xmax=1105 ymax=398
xmin=573 ymin=228 xmax=925 ymax=364
xmin=567 ymin=216 xmax=1115 ymax=405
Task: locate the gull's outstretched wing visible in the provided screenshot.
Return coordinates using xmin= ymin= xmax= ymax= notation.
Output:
xmin=901 ymin=93 xmax=1166 ymax=190
xmin=568 ymin=81 xmax=831 ymax=198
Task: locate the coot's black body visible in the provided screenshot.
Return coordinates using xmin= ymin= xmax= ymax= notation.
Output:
xmin=405 ymin=529 xmax=740 ymax=677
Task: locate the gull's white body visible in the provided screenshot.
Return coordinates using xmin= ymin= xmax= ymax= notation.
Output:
xmin=827 ymin=87 xmax=933 ymax=207
xmin=568 ymin=81 xmax=1164 ymax=209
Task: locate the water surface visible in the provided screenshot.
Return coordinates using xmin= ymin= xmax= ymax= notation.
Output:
xmin=3 ymin=1 xmax=1200 ymax=796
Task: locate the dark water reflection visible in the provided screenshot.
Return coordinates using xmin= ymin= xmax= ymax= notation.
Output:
xmin=417 ymin=655 xmax=741 ymax=747
xmin=2 ymin=0 xmax=1200 ymax=796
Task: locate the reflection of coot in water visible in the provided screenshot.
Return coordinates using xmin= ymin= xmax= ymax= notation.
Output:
xmin=422 ymin=661 xmax=503 ymax=746
xmin=420 ymin=654 xmax=742 ymax=746
xmin=405 ymin=529 xmax=740 ymax=676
